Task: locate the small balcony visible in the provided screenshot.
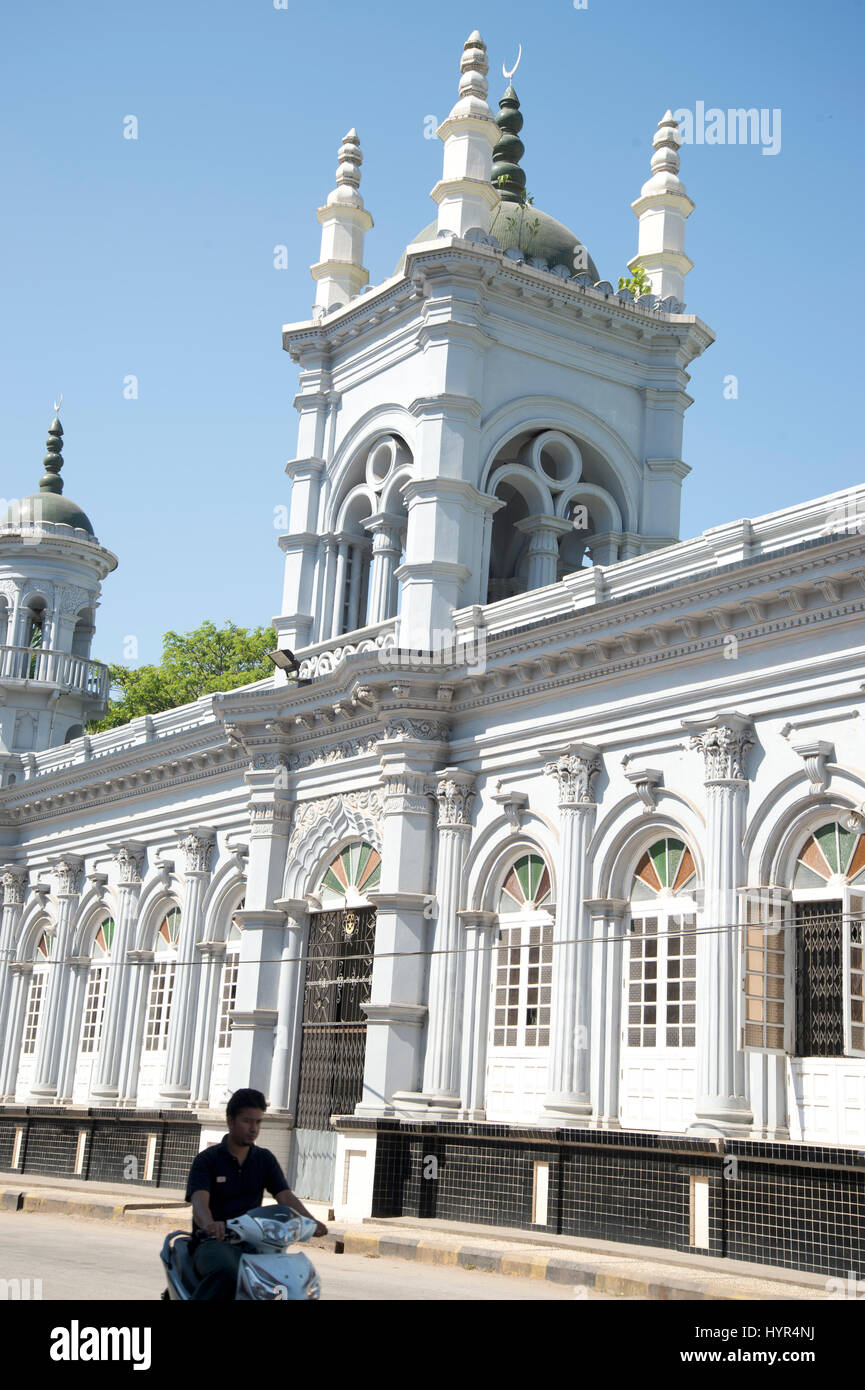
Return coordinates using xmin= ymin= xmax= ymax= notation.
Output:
xmin=0 ymin=644 xmax=110 ymax=704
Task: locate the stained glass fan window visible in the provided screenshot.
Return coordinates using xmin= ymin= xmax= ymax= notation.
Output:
xmin=319 ymin=843 xmax=381 ymax=906
xmin=498 ymin=854 xmax=552 ymax=914
xmin=794 ymin=823 xmax=865 ymax=888
xmin=632 ymin=838 xmax=696 ymax=900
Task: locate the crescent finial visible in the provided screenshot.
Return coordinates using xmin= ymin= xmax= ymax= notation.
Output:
xmin=502 ymin=44 xmax=522 ymax=82
xmin=53 ymin=393 xmax=63 ymax=414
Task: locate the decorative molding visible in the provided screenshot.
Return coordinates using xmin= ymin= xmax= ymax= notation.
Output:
xmin=286 ymin=734 xmax=379 ymax=770
xmin=381 ymin=771 xmax=435 ymax=816
xmin=542 ymin=743 xmax=602 ymax=807
xmin=249 ymin=800 xmax=295 ymax=839
xmin=287 ymin=788 xmax=384 ymax=857
xmin=383 ymin=716 xmax=449 ymax=743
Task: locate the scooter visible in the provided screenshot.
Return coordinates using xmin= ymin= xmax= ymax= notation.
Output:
xmin=160 ymin=1209 xmax=322 ymax=1300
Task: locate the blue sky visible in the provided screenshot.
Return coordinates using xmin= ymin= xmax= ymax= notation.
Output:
xmin=1 ymin=0 xmax=863 ymax=668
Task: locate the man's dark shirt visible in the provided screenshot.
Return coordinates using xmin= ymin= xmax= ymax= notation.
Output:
xmin=185 ymin=1136 xmax=288 ymax=1238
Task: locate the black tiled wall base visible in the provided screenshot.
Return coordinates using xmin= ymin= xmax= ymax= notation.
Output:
xmin=0 ymin=1109 xmax=201 ymax=1189
xmin=339 ymin=1117 xmax=865 ymax=1280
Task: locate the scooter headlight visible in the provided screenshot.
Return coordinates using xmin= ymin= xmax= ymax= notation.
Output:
xmin=305 ymin=1275 xmax=321 ymax=1300
xmin=257 ymin=1218 xmax=294 ymax=1247
xmin=242 ymin=1260 xmax=289 ymax=1300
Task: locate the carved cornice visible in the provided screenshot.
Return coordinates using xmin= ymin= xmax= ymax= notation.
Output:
xmin=683 ymin=713 xmax=755 ymax=783
xmin=382 ymin=716 xmax=450 ymax=744
xmin=286 ymin=734 xmax=380 ymax=770
xmin=543 ymin=743 xmax=602 ymax=807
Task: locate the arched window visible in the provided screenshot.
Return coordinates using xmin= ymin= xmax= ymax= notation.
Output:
xmin=486 ymin=851 xmax=554 ymax=1122
xmin=318 ymin=844 xmax=381 ymax=906
xmin=22 ymin=929 xmax=54 ymax=1055
xmin=789 ymin=821 xmax=865 ymax=1059
xmin=144 ymin=907 xmax=181 ymax=1052
xmin=621 ymin=836 xmax=699 ymax=1132
xmin=80 ymin=918 xmax=114 ymax=1054
xmin=217 ymin=900 xmax=244 ymax=1051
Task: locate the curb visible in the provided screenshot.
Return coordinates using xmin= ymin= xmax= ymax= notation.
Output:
xmin=337 ymin=1230 xmax=804 ymax=1301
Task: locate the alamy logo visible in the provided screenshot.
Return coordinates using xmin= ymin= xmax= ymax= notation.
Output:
xmin=49 ymin=1322 xmax=151 ymax=1371
xmin=672 ymin=103 xmax=782 ymax=156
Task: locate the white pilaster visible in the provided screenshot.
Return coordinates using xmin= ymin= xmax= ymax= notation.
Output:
xmin=683 ymin=712 xmax=755 ymax=1134
xmin=542 ymin=745 xmax=602 ymax=1122
xmin=160 ymin=827 xmax=215 ymax=1105
xmin=92 ymin=842 xmax=146 ymax=1102
xmin=30 ymin=856 xmax=84 ymax=1101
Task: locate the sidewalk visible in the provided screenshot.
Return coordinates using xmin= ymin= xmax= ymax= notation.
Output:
xmin=0 ymin=1170 xmax=832 ymax=1300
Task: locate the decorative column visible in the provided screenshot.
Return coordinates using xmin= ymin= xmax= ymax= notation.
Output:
xmin=92 ymin=842 xmax=147 ymax=1102
xmin=317 ymin=537 xmax=339 ymax=642
xmin=0 ymin=961 xmax=33 ymax=1100
xmin=228 ymin=764 xmax=294 ymax=1097
xmin=585 ymin=897 xmax=628 ymax=1127
xmin=330 ymin=535 xmax=351 ymax=639
xmin=405 ymin=769 xmax=476 ymax=1110
xmin=363 ymin=514 xmax=403 ymax=625
xmin=269 ymin=898 xmax=308 ymax=1114
xmin=683 ymin=712 xmax=755 ymax=1133
xmin=0 ymin=866 xmax=28 ymax=1048
xmin=160 ymin=827 xmax=215 ymax=1106
xmin=457 ymin=909 xmax=497 ymax=1118
xmin=30 ymin=856 xmax=84 ymax=1101
xmin=515 ymin=516 xmax=573 ymax=590
xmin=346 ymin=539 xmax=368 ymax=631
xmin=542 ymin=745 xmax=602 ymax=1122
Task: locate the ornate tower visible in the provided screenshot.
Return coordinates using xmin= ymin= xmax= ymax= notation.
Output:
xmin=275 ymin=36 xmax=713 ymax=660
xmin=0 ymin=411 xmax=117 ymax=776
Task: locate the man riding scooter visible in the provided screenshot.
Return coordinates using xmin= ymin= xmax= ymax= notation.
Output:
xmin=185 ymin=1087 xmax=328 ymax=1300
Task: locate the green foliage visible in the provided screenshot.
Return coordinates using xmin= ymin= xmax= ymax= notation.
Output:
xmin=617 ymin=264 xmax=652 ymax=297
xmin=89 ymin=620 xmax=275 ymax=731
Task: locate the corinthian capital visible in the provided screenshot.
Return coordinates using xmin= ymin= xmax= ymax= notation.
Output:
xmin=175 ymin=826 xmax=216 ymax=875
xmin=51 ymin=856 xmax=84 ymax=897
xmin=0 ymin=865 xmax=28 ymax=907
xmin=683 ymin=712 xmax=755 ymax=782
xmin=435 ymin=768 xmax=476 ymax=828
xmin=111 ymin=840 xmax=148 ymax=885
xmin=543 ymin=743 xmax=603 ymax=807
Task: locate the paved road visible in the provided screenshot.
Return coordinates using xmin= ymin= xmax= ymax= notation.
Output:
xmin=0 ymin=1212 xmax=616 ymax=1301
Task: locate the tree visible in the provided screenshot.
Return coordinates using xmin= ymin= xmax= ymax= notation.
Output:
xmin=89 ymin=620 xmax=276 ymax=731
xmin=618 ymin=264 xmax=652 ymax=297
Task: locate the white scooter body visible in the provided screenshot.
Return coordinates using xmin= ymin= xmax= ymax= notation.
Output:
xmin=160 ymin=1211 xmax=321 ymax=1300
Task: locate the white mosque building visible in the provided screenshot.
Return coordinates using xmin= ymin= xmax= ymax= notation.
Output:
xmin=1 ymin=31 xmax=864 ymax=1275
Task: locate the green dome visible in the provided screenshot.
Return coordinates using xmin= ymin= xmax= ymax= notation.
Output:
xmin=0 ymin=413 xmax=95 ymax=537
xmin=394 ymin=207 xmax=599 ymax=282
xmin=0 ymin=492 xmax=95 ymax=535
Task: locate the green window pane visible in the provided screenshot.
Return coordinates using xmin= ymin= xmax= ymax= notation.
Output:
xmin=649 ymin=840 xmax=668 ymax=887
xmin=838 ymin=825 xmax=858 ymax=876
xmin=815 ymin=822 xmax=839 ymax=874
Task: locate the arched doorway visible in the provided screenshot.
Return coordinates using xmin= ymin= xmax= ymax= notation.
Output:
xmin=787 ymin=820 xmax=865 ymax=1142
xmin=291 ymin=842 xmax=380 ymax=1200
xmin=619 ymin=836 xmax=699 ymax=1131
xmin=485 ymin=851 xmax=554 ymax=1121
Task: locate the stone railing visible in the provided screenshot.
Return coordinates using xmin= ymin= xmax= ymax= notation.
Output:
xmin=0 ymin=644 xmax=110 ymax=702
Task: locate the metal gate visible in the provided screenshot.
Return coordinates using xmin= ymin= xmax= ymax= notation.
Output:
xmin=290 ymin=906 xmax=376 ymax=1201
xmin=795 ymin=900 xmax=844 ymax=1057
